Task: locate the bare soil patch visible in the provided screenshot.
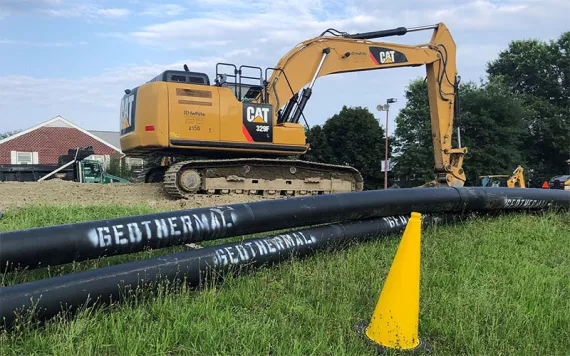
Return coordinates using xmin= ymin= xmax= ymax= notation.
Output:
xmin=0 ymin=180 xmax=268 ymax=212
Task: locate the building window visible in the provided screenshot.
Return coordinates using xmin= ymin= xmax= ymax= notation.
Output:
xmin=17 ymin=152 xmax=32 ymax=164
xmin=11 ymin=151 xmax=38 ymax=164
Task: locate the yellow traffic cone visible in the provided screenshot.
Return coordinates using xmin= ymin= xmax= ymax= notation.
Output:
xmin=360 ymin=212 xmax=429 ymax=352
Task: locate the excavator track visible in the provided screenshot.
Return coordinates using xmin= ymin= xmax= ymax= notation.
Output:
xmin=160 ymin=158 xmax=364 ymax=199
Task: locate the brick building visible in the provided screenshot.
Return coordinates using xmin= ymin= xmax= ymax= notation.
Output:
xmin=0 ymin=115 xmax=143 ymax=168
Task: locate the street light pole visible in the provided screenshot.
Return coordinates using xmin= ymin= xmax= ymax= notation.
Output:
xmin=377 ymin=98 xmax=397 ymax=189
xmin=384 ymin=106 xmax=389 ymax=189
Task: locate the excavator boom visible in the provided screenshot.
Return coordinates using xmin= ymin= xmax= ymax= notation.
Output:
xmin=258 ymin=22 xmax=466 ymax=186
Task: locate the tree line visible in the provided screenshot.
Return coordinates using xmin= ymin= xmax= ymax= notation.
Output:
xmin=303 ymin=30 xmax=569 ymax=188
xmin=0 ymin=130 xmax=22 ymax=140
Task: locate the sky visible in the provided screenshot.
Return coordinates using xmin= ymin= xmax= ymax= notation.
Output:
xmin=0 ymin=0 xmax=568 ymax=135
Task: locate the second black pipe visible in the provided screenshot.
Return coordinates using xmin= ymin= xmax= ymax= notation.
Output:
xmin=0 ymin=212 xmax=466 ymax=330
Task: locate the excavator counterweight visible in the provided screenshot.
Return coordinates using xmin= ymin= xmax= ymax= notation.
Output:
xmin=120 ymin=22 xmax=466 ymax=198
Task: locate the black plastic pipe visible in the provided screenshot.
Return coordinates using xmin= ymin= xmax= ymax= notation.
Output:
xmin=0 ymin=212 xmax=465 ymax=330
xmin=0 ymin=187 xmax=568 ymax=272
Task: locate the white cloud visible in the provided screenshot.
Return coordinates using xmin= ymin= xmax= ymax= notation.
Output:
xmin=195 ymin=0 xmax=245 ymax=5
xmin=0 ymin=0 xmax=130 ymax=20
xmin=0 ymin=0 xmax=63 ymax=11
xmin=96 ymin=8 xmax=130 ymax=18
xmin=457 ymin=44 xmax=504 ymax=65
xmin=108 ymin=0 xmax=567 ymax=55
xmin=429 ymin=1 xmax=533 ymax=29
xmin=0 ymin=59 xmax=216 ymax=105
xmin=345 ymin=0 xmax=567 ymax=32
xmin=44 ymin=5 xmax=130 ymax=19
xmin=0 ymin=39 xmax=74 ymax=47
xmin=139 ymin=4 xmax=185 ymax=17
xmin=104 ymin=3 xmax=384 ymax=57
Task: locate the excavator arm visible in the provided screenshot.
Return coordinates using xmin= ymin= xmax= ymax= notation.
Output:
xmin=257 ymin=23 xmax=467 ymax=187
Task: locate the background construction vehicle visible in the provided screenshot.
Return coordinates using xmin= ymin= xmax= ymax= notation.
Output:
xmin=507 ymin=165 xmax=525 ymax=188
xmin=120 ymin=23 xmax=466 ymax=199
xmin=478 ymin=165 xmax=525 ymax=188
xmin=549 ymin=159 xmax=570 ymax=190
xmin=0 ymin=146 xmax=129 ymax=184
xmin=479 ymin=175 xmax=509 ymax=188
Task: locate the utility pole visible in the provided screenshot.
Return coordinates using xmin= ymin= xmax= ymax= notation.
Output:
xmin=376 ymin=98 xmax=397 ymax=189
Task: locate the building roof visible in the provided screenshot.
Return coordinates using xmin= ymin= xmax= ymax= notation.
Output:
xmin=88 ymin=130 xmax=121 ymax=149
xmin=0 ymin=115 xmax=122 ymax=153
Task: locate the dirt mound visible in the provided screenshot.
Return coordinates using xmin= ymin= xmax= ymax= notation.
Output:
xmin=0 ymin=180 xmax=269 ymax=212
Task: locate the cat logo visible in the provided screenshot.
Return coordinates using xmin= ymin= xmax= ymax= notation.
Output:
xmin=121 ymin=95 xmax=134 ymax=128
xmin=246 ymin=106 xmax=270 ymax=123
xmin=369 ymin=46 xmax=408 ymax=66
xmin=378 ymin=50 xmax=396 ymax=64
xmin=242 ymin=103 xmax=273 ymax=143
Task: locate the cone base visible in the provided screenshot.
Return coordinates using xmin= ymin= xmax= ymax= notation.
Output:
xmin=355 ymin=322 xmax=431 ymax=354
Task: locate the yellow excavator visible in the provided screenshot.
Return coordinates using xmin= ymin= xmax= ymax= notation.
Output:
xmin=479 ymin=165 xmax=525 ymax=188
xmin=120 ymin=22 xmax=466 ymax=198
xmin=507 ymin=165 xmax=526 ymax=188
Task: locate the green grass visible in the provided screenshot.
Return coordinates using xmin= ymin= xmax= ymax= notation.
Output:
xmin=1 ymin=205 xmax=569 ymax=355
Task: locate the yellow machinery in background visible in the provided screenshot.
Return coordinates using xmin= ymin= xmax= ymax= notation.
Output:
xmin=120 ymin=23 xmax=466 ymax=199
xmin=479 ymin=165 xmax=525 ymax=188
xmin=507 ymin=165 xmax=525 ymax=188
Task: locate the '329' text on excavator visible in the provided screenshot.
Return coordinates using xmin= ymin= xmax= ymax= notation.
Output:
xmin=120 ymin=22 xmax=467 ymax=199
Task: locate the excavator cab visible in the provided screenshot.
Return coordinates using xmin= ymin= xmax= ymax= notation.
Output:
xmin=214 ymin=64 xmax=265 ymax=103
xmin=146 ymin=69 xmax=211 ymax=86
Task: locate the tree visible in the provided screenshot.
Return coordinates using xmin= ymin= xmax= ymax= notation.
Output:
xmin=391 ymin=78 xmax=435 ymax=185
xmin=486 ymin=31 xmax=570 ymax=183
xmin=391 ymin=77 xmax=530 ymax=186
xmin=487 ymin=32 xmax=569 ymax=107
xmin=303 ymin=125 xmax=330 ymax=163
xmin=458 ymin=77 xmax=530 ymax=184
xmin=302 ymin=106 xmax=386 ymax=189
